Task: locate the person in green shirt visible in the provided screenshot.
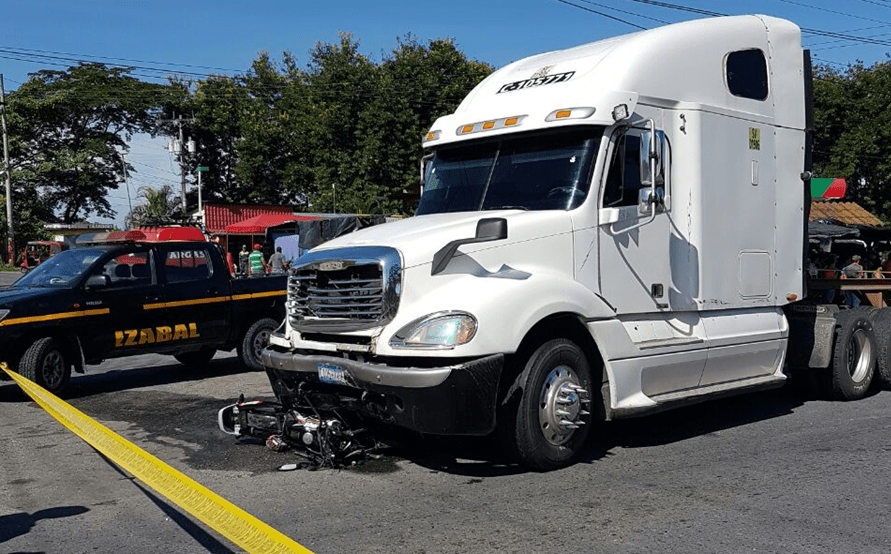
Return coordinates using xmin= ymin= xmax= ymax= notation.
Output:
xmin=248 ymin=243 xmax=267 ymax=275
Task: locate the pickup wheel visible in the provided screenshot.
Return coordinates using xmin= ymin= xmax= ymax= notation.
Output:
xmin=868 ymin=308 xmax=891 ymax=389
xmin=827 ymin=310 xmax=876 ymax=400
xmin=499 ymin=339 xmax=593 ymax=471
xmin=174 ymin=348 xmax=216 ymax=368
xmin=20 ymin=337 xmax=72 ymax=395
xmin=238 ymin=317 xmax=278 ymax=371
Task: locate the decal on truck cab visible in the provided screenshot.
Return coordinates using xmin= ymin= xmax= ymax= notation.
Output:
xmin=115 ymin=323 xmax=200 ymax=347
xmin=497 ymin=70 xmax=575 ymax=94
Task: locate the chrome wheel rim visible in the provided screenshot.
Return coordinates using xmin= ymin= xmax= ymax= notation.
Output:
xmin=538 ymin=365 xmax=589 ymax=446
xmin=848 ymin=328 xmax=873 ymax=383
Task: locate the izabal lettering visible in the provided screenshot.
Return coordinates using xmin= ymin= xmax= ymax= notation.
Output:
xmin=115 ymin=323 xmax=199 ymax=347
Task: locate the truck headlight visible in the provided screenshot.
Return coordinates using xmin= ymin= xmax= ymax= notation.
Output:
xmin=389 ymin=311 xmax=477 ymax=349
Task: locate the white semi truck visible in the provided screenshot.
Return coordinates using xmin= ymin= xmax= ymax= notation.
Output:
xmin=257 ymin=15 xmax=889 ymax=470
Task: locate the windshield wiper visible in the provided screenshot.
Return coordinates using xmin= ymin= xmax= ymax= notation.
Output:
xmin=484 ymin=205 xmax=529 ymax=211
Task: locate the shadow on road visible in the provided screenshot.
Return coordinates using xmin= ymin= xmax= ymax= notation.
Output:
xmin=0 ymin=355 xmax=258 ymax=403
xmin=0 ymin=505 xmax=90 ymax=545
xmin=401 ymin=385 xmax=809 ymax=477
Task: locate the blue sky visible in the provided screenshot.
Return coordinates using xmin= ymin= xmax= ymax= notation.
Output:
xmin=4 ymin=0 xmax=891 ymax=226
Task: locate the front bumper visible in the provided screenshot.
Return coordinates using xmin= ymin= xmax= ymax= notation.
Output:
xmin=261 ymin=345 xmax=504 ymax=436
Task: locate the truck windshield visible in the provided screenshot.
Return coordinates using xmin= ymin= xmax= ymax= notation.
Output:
xmin=14 ymin=247 xmax=107 ymax=288
xmin=417 ymin=128 xmax=602 ymax=215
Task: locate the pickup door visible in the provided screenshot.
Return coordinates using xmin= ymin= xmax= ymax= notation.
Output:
xmin=80 ymin=245 xmax=167 ymax=360
xmin=153 ymin=243 xmax=231 ymax=349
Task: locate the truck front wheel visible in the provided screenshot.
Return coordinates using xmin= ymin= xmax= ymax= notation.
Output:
xmin=238 ymin=318 xmax=278 ymax=371
xmin=827 ymin=310 xmax=876 ymax=400
xmin=499 ymin=338 xmax=593 ymax=471
xmin=20 ymin=337 xmax=72 ymax=394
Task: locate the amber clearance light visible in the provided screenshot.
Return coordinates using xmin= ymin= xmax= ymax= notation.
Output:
xmin=456 ymin=115 xmax=526 ymax=136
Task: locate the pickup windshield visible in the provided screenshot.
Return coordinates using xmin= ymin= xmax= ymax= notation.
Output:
xmin=417 ymin=128 xmax=602 ymax=215
xmin=14 ymin=247 xmax=107 ymax=288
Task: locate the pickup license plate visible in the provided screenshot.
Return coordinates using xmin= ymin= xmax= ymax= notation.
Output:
xmin=317 ymin=363 xmax=351 ymax=386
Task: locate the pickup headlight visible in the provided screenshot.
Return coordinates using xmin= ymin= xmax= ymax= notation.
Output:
xmin=390 ymin=311 xmax=477 ymax=349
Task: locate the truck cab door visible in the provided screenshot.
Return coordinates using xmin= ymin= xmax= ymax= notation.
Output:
xmin=597 ymin=126 xmax=672 ymax=314
xmin=156 ymin=244 xmax=230 ymax=349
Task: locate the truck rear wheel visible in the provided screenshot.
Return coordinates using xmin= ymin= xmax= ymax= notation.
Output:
xmin=868 ymin=308 xmax=891 ymax=389
xmin=20 ymin=337 xmax=71 ymax=395
xmin=827 ymin=310 xmax=876 ymax=400
xmin=499 ymin=338 xmax=593 ymax=471
xmin=238 ymin=317 xmax=278 ymax=371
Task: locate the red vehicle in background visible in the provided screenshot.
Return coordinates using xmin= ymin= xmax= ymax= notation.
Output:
xmin=19 ymin=241 xmax=67 ymax=273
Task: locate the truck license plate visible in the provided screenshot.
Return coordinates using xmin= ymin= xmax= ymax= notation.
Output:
xmin=317 ymin=363 xmax=351 ymax=386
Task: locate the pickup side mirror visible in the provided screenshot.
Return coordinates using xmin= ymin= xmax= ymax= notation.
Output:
xmin=85 ymin=274 xmax=110 ymax=290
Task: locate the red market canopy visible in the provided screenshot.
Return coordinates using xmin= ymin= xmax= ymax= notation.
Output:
xmin=224 ymin=213 xmax=321 ymax=234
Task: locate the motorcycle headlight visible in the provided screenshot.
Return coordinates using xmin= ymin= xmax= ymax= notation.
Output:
xmin=389 ymin=311 xmax=477 ymax=349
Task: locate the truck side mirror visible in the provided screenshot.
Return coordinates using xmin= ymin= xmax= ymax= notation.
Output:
xmin=638 ymin=187 xmax=665 ymax=216
xmin=639 ymin=129 xmax=666 ymax=187
xmin=420 ymin=153 xmax=434 ymax=196
xmin=85 ymin=274 xmax=110 ymax=290
xmin=431 ymin=217 xmax=508 ymax=276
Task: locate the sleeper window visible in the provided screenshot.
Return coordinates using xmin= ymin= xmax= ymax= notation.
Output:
xmin=727 ymin=49 xmax=768 ymax=100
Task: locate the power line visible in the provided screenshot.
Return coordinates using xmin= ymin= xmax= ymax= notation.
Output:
xmin=554 ymin=0 xmax=648 ymax=29
xmin=0 ymin=46 xmax=240 ymax=75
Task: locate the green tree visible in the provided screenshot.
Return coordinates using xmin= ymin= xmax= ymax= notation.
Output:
xmin=356 ymin=37 xmax=492 ymax=214
xmin=6 ymin=63 xmax=179 ymax=228
xmin=160 ymin=35 xmax=491 ymax=215
xmin=813 ymin=61 xmax=891 ymax=223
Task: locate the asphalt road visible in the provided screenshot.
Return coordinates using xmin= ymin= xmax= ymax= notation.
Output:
xmin=2 ymin=271 xmax=891 ymax=553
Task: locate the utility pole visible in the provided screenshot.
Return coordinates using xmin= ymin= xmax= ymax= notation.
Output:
xmin=119 ymin=153 xmax=133 ymax=228
xmin=160 ymin=113 xmax=196 ymax=215
xmin=0 ymin=74 xmax=14 ymax=265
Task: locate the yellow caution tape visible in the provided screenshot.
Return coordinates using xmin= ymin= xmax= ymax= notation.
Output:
xmin=0 ymin=362 xmax=314 ymax=554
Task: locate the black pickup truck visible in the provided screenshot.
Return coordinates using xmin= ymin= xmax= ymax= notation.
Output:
xmin=0 ymin=228 xmax=287 ymax=394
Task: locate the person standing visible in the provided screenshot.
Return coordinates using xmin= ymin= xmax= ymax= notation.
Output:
xmin=238 ymin=244 xmax=250 ymax=275
xmin=268 ymin=246 xmax=287 ymax=274
xmin=248 ymin=243 xmax=267 ymax=275
xmin=840 ymin=255 xmax=864 ymax=307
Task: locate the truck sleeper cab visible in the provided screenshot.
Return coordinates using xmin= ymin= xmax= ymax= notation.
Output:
xmin=261 ymin=15 xmax=881 ymax=470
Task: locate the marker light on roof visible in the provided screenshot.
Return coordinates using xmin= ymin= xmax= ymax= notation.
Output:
xmin=456 ymin=115 xmax=526 ymax=136
xmin=423 ymin=130 xmax=442 ymax=142
xmin=545 ymin=107 xmax=596 ymax=122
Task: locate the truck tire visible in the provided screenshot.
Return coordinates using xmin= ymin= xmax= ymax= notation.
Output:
xmin=174 ymin=348 xmax=216 ymax=368
xmin=827 ymin=309 xmax=876 ymax=400
xmin=868 ymin=307 xmax=891 ymax=390
xmin=19 ymin=337 xmax=72 ymax=395
xmin=238 ymin=317 xmax=278 ymax=371
xmin=498 ymin=338 xmax=593 ymax=471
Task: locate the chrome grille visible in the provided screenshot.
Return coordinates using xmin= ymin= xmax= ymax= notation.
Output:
xmin=287 ymin=247 xmax=401 ymax=332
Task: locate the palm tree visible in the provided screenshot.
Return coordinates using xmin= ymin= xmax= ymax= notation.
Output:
xmin=124 ymin=184 xmax=183 ymax=229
